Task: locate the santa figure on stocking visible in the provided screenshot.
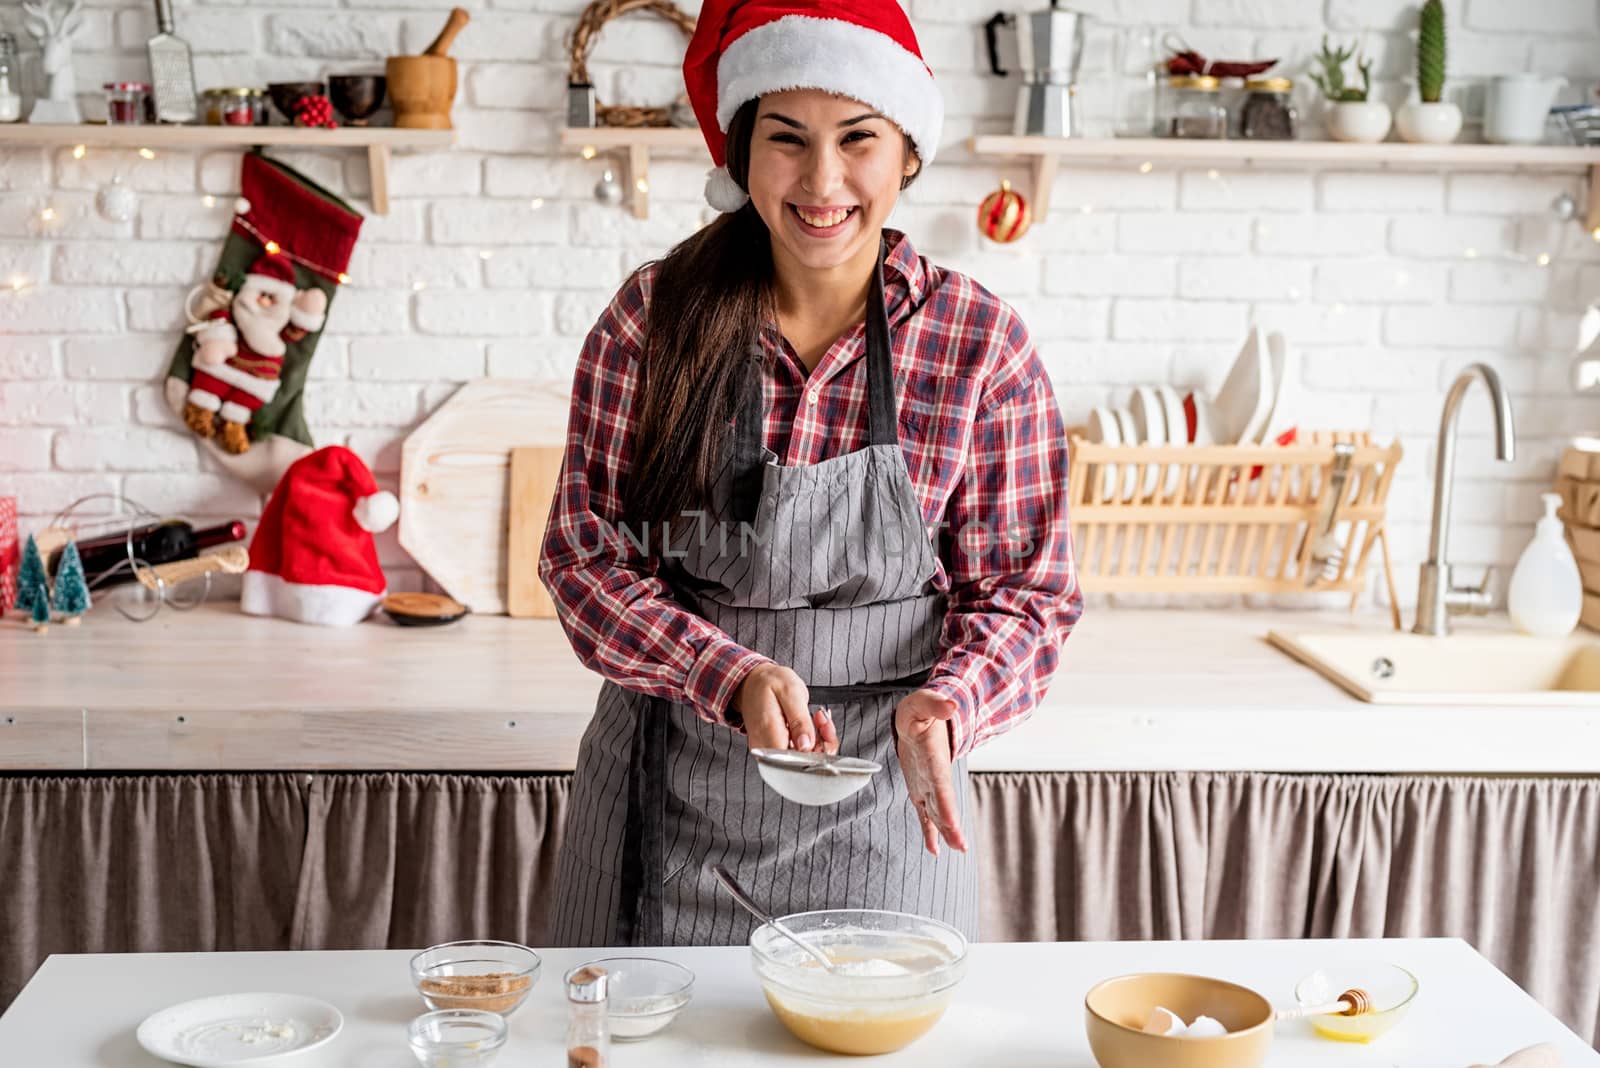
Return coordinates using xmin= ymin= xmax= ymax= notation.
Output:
xmin=183 ymin=252 xmax=328 ymax=455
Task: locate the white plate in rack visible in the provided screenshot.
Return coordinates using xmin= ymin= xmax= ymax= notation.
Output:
xmin=136 ymin=992 xmax=343 ymax=1067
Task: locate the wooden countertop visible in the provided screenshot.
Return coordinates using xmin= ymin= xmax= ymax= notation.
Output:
xmin=3 ymin=603 xmax=1597 ymax=774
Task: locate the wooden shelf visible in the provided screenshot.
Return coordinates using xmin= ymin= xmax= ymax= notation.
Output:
xmin=559 ymin=126 xmax=705 ymax=218
xmin=968 ymin=135 xmax=1600 ymax=229
xmin=0 ymin=124 xmax=457 ymax=215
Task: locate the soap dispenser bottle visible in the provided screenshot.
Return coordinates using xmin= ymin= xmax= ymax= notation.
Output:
xmin=1507 ymin=492 xmax=1582 ymax=637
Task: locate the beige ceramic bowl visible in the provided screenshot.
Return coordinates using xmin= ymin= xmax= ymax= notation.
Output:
xmin=1085 ymin=973 xmax=1274 ymax=1068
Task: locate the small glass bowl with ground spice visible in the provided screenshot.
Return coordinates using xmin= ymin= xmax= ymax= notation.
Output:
xmin=411 ymin=940 xmax=541 ymax=1017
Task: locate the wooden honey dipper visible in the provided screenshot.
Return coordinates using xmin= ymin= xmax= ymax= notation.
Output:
xmin=1274 ymin=986 xmax=1374 ymax=1021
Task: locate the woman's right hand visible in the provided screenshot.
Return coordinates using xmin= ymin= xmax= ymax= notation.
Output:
xmin=733 ymin=663 xmax=837 ymax=755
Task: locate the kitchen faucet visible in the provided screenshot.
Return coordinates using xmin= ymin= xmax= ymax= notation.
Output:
xmin=1413 ymin=363 xmax=1517 ymax=636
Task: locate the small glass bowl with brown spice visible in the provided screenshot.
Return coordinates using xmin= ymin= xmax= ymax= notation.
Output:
xmin=410 ymin=940 xmax=542 ymax=1017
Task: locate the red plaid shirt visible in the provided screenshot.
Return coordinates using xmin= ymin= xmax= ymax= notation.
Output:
xmin=539 ymin=229 xmax=1081 ymax=759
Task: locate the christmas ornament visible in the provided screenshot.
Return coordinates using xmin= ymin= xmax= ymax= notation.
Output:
xmin=241 ymin=445 xmax=399 ymax=627
xmin=593 ymin=167 xmax=623 ymax=205
xmin=96 ymin=176 xmax=137 ymax=222
xmin=165 ymin=152 xmax=362 ymax=494
xmin=978 ymin=179 xmax=1031 ymax=243
xmin=293 ymin=93 xmax=337 ymax=129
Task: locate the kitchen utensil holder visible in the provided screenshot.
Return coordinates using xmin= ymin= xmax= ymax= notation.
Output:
xmin=1067 ymin=431 xmax=1403 ymax=608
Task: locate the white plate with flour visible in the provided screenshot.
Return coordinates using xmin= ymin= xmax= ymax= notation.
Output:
xmin=136 ymin=992 xmax=342 ymax=1066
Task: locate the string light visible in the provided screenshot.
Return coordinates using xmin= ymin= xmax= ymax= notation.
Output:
xmin=337 ymin=272 xmax=351 ymax=284
xmin=71 ymin=144 xmax=85 ymax=159
xmin=1537 ymin=252 xmax=1552 ymax=266
xmin=138 ymin=147 xmax=155 ymax=160
xmin=1463 ymin=246 xmax=1479 ymax=259
xmin=1592 ymin=227 xmax=1600 ymax=242
xmin=580 ymin=144 xmax=597 ymax=160
xmin=1079 ymin=204 xmax=1094 ymax=214
xmin=412 ymin=280 xmax=427 ymax=292
xmin=1138 ymin=161 xmax=1153 ymax=174
xmin=38 ymin=206 xmax=55 ymax=222
xmin=8 ymin=276 xmax=28 ymax=292
xmin=202 ymin=195 xmax=216 ymax=208
xmin=635 ymin=177 xmax=649 ymax=193
xmin=1206 ymin=168 xmax=1220 ymax=180
xmin=478 ymin=249 xmax=494 ymax=260
xmin=264 ymin=240 xmax=281 ymax=254
xmin=530 ymin=196 xmax=545 ymax=210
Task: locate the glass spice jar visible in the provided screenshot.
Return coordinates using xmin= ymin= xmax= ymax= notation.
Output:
xmin=220 ymin=87 xmax=255 ymax=126
xmin=0 ymin=34 xmax=21 ymax=123
xmin=249 ymin=88 xmax=269 ymax=126
xmin=104 ymin=82 xmax=151 ymax=125
xmin=200 ymin=88 xmax=223 ymax=125
xmin=1240 ymin=77 xmax=1297 ymax=140
xmin=1167 ymin=74 xmax=1227 ymax=139
xmin=566 ymin=965 xmax=609 ymax=1068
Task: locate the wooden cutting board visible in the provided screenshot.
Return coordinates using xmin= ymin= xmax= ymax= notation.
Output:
xmin=399 ymin=378 xmax=570 ymax=615
xmin=507 ymin=446 xmax=565 ymax=618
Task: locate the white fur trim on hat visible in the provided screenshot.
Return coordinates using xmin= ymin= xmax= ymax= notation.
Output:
xmin=705 ymin=165 xmax=750 ymax=212
xmin=716 ymin=15 xmax=943 ymax=167
xmin=243 ymin=274 xmax=299 ymax=303
xmin=353 ymin=490 xmax=399 ymax=534
xmin=241 ymin=570 xmax=384 ymax=627
xmin=288 ymin=304 xmax=326 ymax=332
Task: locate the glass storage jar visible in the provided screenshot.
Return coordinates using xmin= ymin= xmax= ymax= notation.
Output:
xmin=1167 ymin=74 xmax=1227 ymax=138
xmin=219 ymin=87 xmax=255 ymax=125
xmin=1240 ymin=77 xmax=1297 ymax=140
xmin=104 ymin=82 xmax=151 ymax=124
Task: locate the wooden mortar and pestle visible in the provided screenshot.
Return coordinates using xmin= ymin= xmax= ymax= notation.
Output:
xmin=386 ymin=7 xmax=469 ymax=129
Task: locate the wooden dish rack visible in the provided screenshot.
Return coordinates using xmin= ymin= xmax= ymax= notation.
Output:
xmin=1067 ymin=431 xmax=1403 ymax=614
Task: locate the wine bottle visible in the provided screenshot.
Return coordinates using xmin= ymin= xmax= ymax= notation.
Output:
xmin=61 ymin=519 xmax=247 ymax=588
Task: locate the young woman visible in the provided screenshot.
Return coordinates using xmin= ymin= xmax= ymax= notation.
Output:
xmin=539 ymin=0 xmax=1081 ymax=947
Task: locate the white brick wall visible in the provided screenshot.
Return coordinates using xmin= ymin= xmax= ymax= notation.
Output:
xmin=1 ymin=0 xmax=1597 ymax=607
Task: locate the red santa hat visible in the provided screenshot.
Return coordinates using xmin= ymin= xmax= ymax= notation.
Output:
xmin=240 ymin=445 xmax=401 ymax=627
xmin=243 ymin=251 xmax=299 ymax=302
xmin=683 ymin=0 xmax=943 ymax=212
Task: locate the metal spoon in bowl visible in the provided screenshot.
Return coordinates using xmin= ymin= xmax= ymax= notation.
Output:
xmin=709 ymin=863 xmax=838 ymax=975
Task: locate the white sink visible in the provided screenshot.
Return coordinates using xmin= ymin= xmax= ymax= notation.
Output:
xmin=1267 ymin=628 xmax=1600 ymax=705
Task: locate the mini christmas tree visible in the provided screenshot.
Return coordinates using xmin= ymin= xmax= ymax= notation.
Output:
xmin=28 ymin=577 xmax=51 ymax=632
xmin=51 ymin=541 xmax=91 ymax=623
xmin=15 ymin=533 xmax=46 ymax=616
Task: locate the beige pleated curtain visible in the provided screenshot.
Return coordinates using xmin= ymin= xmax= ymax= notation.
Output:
xmin=1 ymin=771 xmax=1595 ymax=1046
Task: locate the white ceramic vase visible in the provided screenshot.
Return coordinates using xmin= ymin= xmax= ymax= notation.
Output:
xmin=1325 ymin=100 xmax=1392 ymax=143
xmin=1395 ymin=101 xmax=1462 ymax=144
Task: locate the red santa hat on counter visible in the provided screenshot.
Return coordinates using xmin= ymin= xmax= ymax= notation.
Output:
xmin=241 ymin=445 xmax=400 ymax=627
xmin=683 ymin=0 xmax=944 ymax=212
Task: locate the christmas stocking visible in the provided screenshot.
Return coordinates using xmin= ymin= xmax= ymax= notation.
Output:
xmin=165 ymin=151 xmax=363 ymax=495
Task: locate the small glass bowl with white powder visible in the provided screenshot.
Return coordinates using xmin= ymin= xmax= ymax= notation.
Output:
xmin=562 ymin=957 xmax=694 ymax=1041
xmin=748 ymin=909 xmax=968 ymax=1055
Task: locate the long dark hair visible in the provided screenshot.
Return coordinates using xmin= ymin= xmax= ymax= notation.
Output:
xmin=622 ymin=98 xmax=919 ymax=526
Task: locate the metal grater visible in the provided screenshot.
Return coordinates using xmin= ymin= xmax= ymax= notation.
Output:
xmin=147 ymin=0 xmax=197 ymax=123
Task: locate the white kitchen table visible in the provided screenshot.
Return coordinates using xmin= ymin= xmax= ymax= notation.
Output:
xmin=1 ymin=938 xmax=1595 ymax=1066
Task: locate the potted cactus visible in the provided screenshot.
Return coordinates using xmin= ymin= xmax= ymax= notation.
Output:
xmin=1396 ymin=0 xmax=1462 ymax=143
xmin=1310 ymin=35 xmax=1390 ymax=143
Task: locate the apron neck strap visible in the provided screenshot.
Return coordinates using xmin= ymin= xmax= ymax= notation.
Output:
xmin=734 ymin=235 xmax=899 ymax=460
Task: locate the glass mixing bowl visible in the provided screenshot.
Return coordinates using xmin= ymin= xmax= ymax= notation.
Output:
xmin=749 ymin=909 xmax=967 ymax=1055
xmin=1294 ymin=962 xmax=1418 ymax=1042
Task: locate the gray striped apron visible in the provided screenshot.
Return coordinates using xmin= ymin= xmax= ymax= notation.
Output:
xmin=550 ymin=238 xmax=978 ymax=948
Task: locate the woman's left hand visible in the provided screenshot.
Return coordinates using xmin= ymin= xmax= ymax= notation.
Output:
xmin=894 ymin=690 xmax=968 ymax=856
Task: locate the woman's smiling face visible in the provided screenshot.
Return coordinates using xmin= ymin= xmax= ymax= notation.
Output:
xmin=745 ymin=88 xmax=920 ymax=274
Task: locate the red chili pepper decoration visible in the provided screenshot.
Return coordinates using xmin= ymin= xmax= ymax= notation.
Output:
xmin=1165 ymin=48 xmax=1277 ymax=79
xmin=293 ymin=94 xmax=338 ymax=129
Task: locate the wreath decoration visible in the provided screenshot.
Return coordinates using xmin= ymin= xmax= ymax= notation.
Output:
xmin=569 ymin=0 xmax=696 ymax=127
